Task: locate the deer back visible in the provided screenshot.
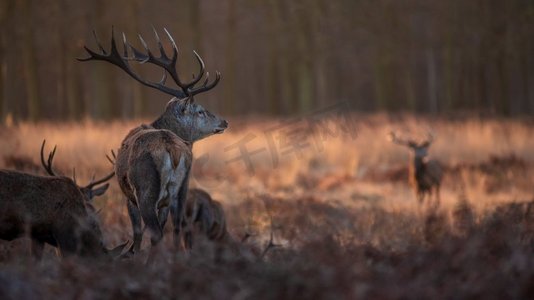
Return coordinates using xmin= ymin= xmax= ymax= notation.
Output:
xmin=115 ymin=126 xmax=193 ymax=201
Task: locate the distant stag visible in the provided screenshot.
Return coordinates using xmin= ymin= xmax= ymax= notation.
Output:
xmin=79 ymin=28 xmax=227 ymax=253
xmin=389 ymin=131 xmax=443 ymax=206
xmin=0 ymin=141 xmax=126 ymax=259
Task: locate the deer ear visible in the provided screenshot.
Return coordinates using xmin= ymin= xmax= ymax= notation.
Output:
xmin=91 ymin=183 xmax=110 ymax=197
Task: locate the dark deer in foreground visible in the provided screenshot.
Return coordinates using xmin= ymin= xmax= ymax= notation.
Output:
xmin=182 ymin=188 xmax=233 ymax=249
xmin=79 ymin=28 xmax=227 ymax=253
xmin=389 ymin=131 xmax=443 ymax=206
xmin=0 ymin=141 xmax=126 ymax=259
xmin=183 ymin=189 xmax=280 ymax=260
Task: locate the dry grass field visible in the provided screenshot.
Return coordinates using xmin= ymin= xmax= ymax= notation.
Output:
xmin=1 ymin=114 xmax=533 ymax=299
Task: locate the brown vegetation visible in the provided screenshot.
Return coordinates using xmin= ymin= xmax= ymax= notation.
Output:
xmin=0 ymin=115 xmax=533 ymax=298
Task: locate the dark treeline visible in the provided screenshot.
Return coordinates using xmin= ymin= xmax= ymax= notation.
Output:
xmin=0 ymin=0 xmax=533 ymax=121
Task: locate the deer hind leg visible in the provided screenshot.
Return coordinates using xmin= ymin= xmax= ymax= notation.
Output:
xmin=170 ymin=156 xmax=190 ymax=250
xmin=131 ymin=154 xmax=163 ymax=247
xmin=139 ymin=197 xmax=163 ymax=247
xmin=127 ymin=200 xmax=143 ymax=253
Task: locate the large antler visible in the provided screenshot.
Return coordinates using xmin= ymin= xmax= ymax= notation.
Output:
xmin=40 ymin=140 xmax=58 ymax=176
xmin=84 ymin=172 xmax=115 ymax=191
xmin=421 ymin=130 xmax=435 ymax=147
xmin=40 ymin=140 xmax=114 ymax=189
xmin=78 ymin=27 xmax=221 ymax=100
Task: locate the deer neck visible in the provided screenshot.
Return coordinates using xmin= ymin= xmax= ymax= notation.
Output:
xmin=151 ymin=114 xmax=194 ymax=144
xmin=412 ymin=155 xmax=425 ymax=175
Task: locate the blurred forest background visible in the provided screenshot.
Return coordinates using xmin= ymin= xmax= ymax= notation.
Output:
xmin=0 ymin=0 xmax=533 ymax=121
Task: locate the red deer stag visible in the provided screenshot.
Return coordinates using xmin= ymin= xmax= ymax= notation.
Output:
xmin=389 ymin=131 xmax=443 ymax=206
xmin=79 ymin=28 xmax=227 ymax=253
xmin=0 ymin=141 xmax=126 ymax=259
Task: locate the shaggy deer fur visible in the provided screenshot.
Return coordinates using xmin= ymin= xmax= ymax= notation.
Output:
xmin=0 ymin=141 xmax=126 ymax=258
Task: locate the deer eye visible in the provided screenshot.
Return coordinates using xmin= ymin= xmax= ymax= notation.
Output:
xmin=198 ymin=111 xmax=205 ymax=117
xmin=181 ymin=107 xmax=187 ymax=114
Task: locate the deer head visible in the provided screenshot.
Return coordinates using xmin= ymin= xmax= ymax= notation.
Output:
xmin=78 ymin=27 xmax=228 ymax=142
xmin=40 ymin=140 xmax=127 ymax=257
xmin=388 ymin=131 xmax=435 ymax=159
xmin=40 ymin=140 xmax=114 ymax=202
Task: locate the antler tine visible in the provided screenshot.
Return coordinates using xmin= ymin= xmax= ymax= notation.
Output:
xmin=389 ymin=131 xmax=416 ymax=147
xmin=189 ymin=70 xmax=221 ymax=96
xmin=426 ymin=130 xmax=435 ymax=144
xmin=151 ymin=26 xmax=168 ymax=60
xmin=181 ymin=50 xmax=206 ymax=92
xmin=106 ymin=149 xmax=116 ymax=166
xmin=40 ymin=140 xmax=58 ymax=176
xmin=92 ymin=30 xmax=107 ymax=55
xmin=121 ymin=32 xmax=129 ymax=58
xmin=163 ymin=27 xmax=178 ymax=60
xmin=421 ymin=129 xmax=435 ymax=147
xmin=388 ymin=131 xmax=399 ymax=143
xmin=159 ymin=71 xmax=168 ymax=85
xmin=137 ymin=34 xmax=150 ymax=55
xmin=84 ymin=171 xmax=115 ymax=190
xmin=78 ymin=28 xmax=187 ymax=99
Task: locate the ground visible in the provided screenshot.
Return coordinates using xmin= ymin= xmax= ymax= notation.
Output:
xmin=0 ymin=114 xmax=533 ymax=299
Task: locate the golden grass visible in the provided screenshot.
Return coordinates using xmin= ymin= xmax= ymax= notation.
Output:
xmin=1 ymin=114 xmax=533 ymax=298
xmin=2 ymin=114 xmax=532 ymax=212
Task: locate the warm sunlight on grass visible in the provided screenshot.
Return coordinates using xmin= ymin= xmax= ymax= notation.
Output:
xmin=1 ymin=115 xmax=533 ymax=298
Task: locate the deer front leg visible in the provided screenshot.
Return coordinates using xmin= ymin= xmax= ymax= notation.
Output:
xmin=139 ymin=200 xmax=163 ymax=247
xmin=130 ymin=155 xmax=164 ymax=248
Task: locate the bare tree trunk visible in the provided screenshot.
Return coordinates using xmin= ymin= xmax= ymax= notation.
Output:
xmin=224 ymin=0 xmax=237 ymax=115
xmin=89 ymin=0 xmax=116 ymax=120
xmin=0 ymin=0 xmax=10 ymax=121
xmin=127 ymin=0 xmax=145 ymax=119
xmin=371 ymin=50 xmax=388 ymax=110
xmin=54 ymin=0 xmax=66 ymax=120
xmin=20 ymin=0 xmax=40 ymax=121
xmin=272 ymin=0 xmax=294 ymax=114
xmin=426 ymin=48 xmax=438 ymax=114
xmin=293 ymin=1 xmax=315 ymax=113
